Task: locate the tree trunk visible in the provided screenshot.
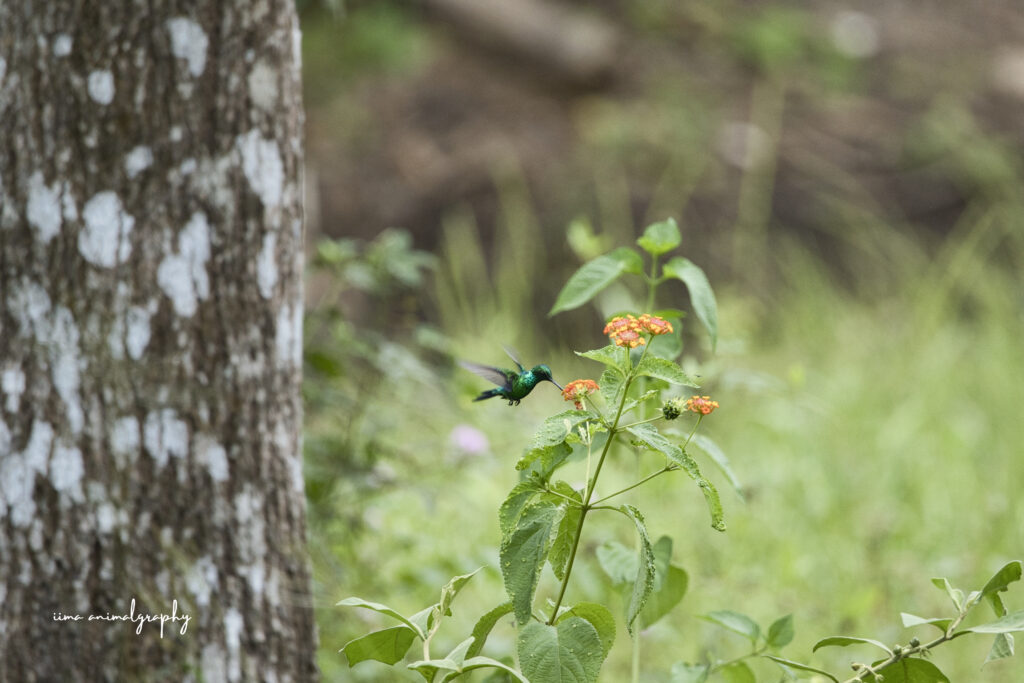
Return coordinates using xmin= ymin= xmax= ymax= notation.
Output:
xmin=0 ymin=2 xmax=317 ymax=681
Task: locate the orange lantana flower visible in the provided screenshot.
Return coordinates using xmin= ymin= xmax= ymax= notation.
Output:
xmin=686 ymin=395 xmax=719 ymax=415
xmin=562 ymin=379 xmax=600 ymax=410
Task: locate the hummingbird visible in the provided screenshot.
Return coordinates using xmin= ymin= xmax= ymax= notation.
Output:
xmin=460 ymin=347 xmax=562 ymax=406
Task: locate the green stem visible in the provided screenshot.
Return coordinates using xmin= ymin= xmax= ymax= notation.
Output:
xmin=646 ymin=254 xmax=659 ymax=313
xmin=841 ymin=612 xmax=971 ymax=683
xmin=543 ymin=486 xmax=582 ymax=506
xmin=591 ymin=466 xmax=675 ymax=506
xmin=547 ymin=363 xmax=638 ymax=624
xmin=618 ymin=415 xmax=663 ymax=430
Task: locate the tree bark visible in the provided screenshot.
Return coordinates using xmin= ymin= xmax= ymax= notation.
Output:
xmin=0 ymin=2 xmax=317 ymax=681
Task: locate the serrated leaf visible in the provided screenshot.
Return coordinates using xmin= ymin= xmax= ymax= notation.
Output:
xmin=763 ymin=656 xmax=839 ymax=682
xmin=670 ymin=662 xmax=711 ymax=683
xmin=516 ymin=443 xmax=573 ymax=477
xmin=702 ymin=610 xmax=761 ymax=643
xmin=641 ymin=564 xmax=688 ymax=629
xmin=690 ymin=433 xmax=743 ymax=498
xmin=549 ymin=248 xmax=644 ymax=316
xmin=559 ymin=602 xmax=616 ymax=657
xmin=637 ymin=218 xmax=682 ymax=256
xmin=634 ymin=356 xmax=698 ymax=386
xmin=501 ymin=502 xmax=564 ymax=624
xmin=518 ymin=618 xmax=606 ymax=683
xmin=619 ymin=504 xmax=656 ymax=635
xmin=963 ymin=609 xmax=1024 ymax=634
xmin=720 ymin=661 xmax=755 ymax=683
xmin=467 ymin=602 xmax=514 ymax=659
xmin=626 ymin=424 xmax=726 ymax=531
xmin=599 ymin=366 xmax=626 ymax=406
xmin=767 ymin=614 xmax=794 ymax=649
xmin=439 ymin=568 xmax=481 ymax=616
xmin=531 ymin=411 xmax=595 ymax=449
xmin=500 ymin=480 xmax=546 ymax=538
xmin=547 ymin=482 xmax=583 ymax=581
xmin=900 ymin=612 xmax=952 ymax=632
xmin=663 ymin=257 xmax=718 ymax=351
xmin=863 ymin=657 xmax=949 ymax=683
xmin=336 ymin=597 xmax=426 ymax=639
xmin=812 ymin=635 xmax=892 ymax=654
xmin=577 ymin=345 xmax=626 ymax=370
xmin=985 ymin=633 xmax=1014 ymax=665
xmin=931 ymin=577 xmax=964 ymax=612
xmin=596 ymin=540 xmax=637 ymax=586
xmin=341 ymin=626 xmax=417 ymax=667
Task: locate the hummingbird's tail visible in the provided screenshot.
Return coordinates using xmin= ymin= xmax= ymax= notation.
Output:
xmin=473 ymin=389 xmax=504 ymax=402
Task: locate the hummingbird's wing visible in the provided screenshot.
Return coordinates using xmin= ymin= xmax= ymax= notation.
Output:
xmin=502 ymin=345 xmax=526 ymax=372
xmin=459 ymin=361 xmax=514 ymax=388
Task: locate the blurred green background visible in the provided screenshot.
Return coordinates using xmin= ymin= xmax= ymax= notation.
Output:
xmin=297 ymin=1 xmax=1024 ymax=680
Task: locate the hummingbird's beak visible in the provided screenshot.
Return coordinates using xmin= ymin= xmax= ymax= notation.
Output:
xmin=551 ymin=379 xmax=563 ymax=390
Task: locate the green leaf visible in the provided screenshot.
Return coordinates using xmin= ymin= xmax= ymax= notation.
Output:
xmin=763 ymin=655 xmax=839 ymax=683
xmin=531 ymin=411 xmax=595 ymax=449
xmin=670 ymin=662 xmax=711 ymax=683
xmin=931 ymin=577 xmax=964 ymax=612
xmin=985 ymin=633 xmax=1015 ymax=665
xmin=719 ymin=661 xmax=755 ymax=683
xmin=341 ymin=626 xmax=417 ymax=667
xmin=862 ymin=657 xmax=949 ymax=683
xmin=336 ymin=597 xmax=426 ymax=639
xmin=440 ymin=568 xmax=481 ymax=616
xmin=690 ymin=433 xmax=743 ymax=498
xmin=663 ymin=257 xmax=718 ymax=351
xmin=549 ymin=248 xmax=644 ymax=315
xmin=619 ymin=504 xmax=656 ymax=635
xmin=641 ymin=564 xmax=688 ymax=628
xmin=500 ymin=480 xmax=546 ymax=538
xmin=576 ymin=345 xmax=626 ymax=371
xmin=637 ymin=218 xmax=682 ymax=256
xmin=702 ymin=610 xmax=760 ymax=643
xmin=458 ymin=657 xmax=530 ymax=682
xmin=900 ymin=612 xmax=952 ymax=632
xmin=547 ymin=482 xmax=583 ymax=581
xmin=515 ymin=443 xmax=573 ymax=477
xmin=500 ymin=502 xmax=564 ymax=624
xmin=622 ymin=389 xmax=661 ymax=417
xmin=596 ymin=540 xmax=637 ymax=586
xmin=812 ymin=636 xmax=892 ymax=655
xmin=766 ymin=614 xmax=795 ymax=649
xmin=467 ymin=602 xmax=514 ymax=659
xmin=626 ymin=424 xmax=726 ymax=531
xmin=980 ymin=560 xmax=1022 ymax=616
xmin=634 ymin=356 xmax=698 ymax=386
xmin=963 ymin=609 xmax=1024 ymax=634
xmin=517 ymin=618 xmax=606 ymax=683
xmin=559 ymin=602 xmax=616 ymax=657
xmin=599 ymin=367 xmax=626 ymax=406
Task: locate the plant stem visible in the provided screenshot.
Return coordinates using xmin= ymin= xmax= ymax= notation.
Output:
xmin=646 ymin=254 xmax=659 ymax=313
xmin=618 ymin=415 xmax=663 ymax=430
xmin=591 ymin=466 xmax=675 ymax=506
xmin=840 ymin=613 xmax=970 ymax=683
xmin=546 ymin=356 xmax=639 ymax=624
